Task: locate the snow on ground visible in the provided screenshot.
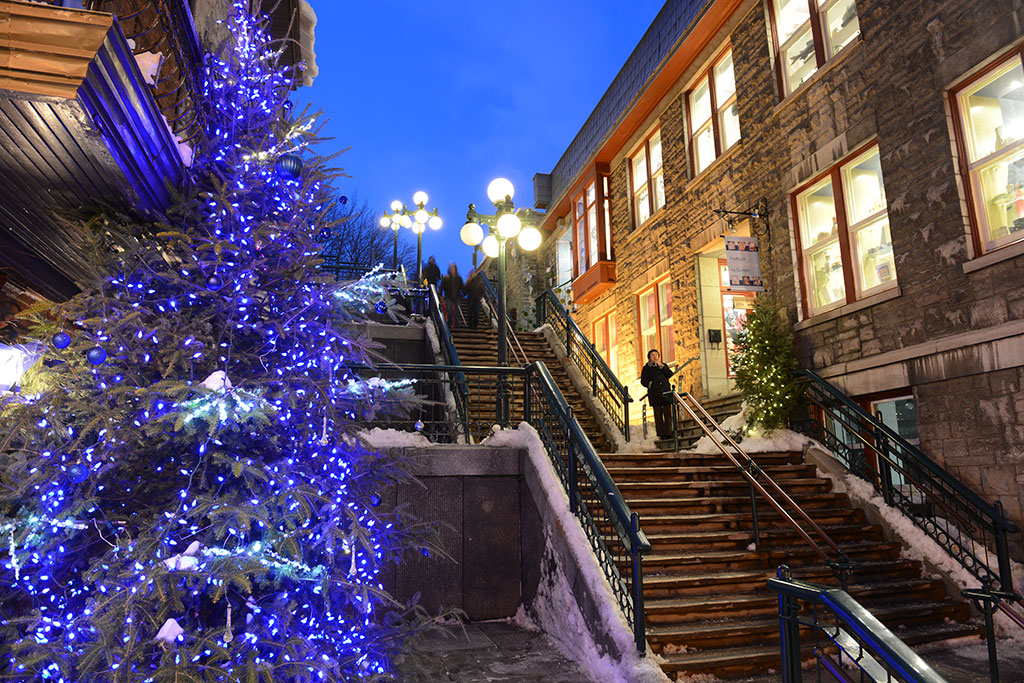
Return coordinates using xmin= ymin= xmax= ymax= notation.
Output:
xmin=691 ymin=404 xmax=814 ymax=454
xmin=482 ymin=425 xmax=670 ymax=683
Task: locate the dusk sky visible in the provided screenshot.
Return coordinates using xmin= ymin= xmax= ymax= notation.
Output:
xmin=297 ymin=1 xmax=666 ymax=273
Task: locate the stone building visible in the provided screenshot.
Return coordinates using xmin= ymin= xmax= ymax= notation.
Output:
xmin=533 ymin=0 xmax=1024 ymax=549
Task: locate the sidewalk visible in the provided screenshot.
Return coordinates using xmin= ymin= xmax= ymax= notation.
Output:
xmin=394 ymin=621 xmax=593 ymax=682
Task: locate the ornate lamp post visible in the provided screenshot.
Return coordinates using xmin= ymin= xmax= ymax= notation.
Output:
xmin=460 ymin=177 xmax=543 ymax=424
xmin=379 ymin=193 xmax=442 ymax=280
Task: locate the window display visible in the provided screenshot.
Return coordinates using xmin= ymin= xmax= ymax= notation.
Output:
xmin=688 ymin=47 xmax=740 ymax=175
xmin=770 ymin=0 xmax=861 ymax=96
xmin=954 ymin=53 xmax=1024 ymax=252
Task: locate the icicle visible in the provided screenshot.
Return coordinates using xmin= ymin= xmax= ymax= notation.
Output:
xmin=319 ymin=415 xmax=328 ymax=445
xmin=224 ymin=602 xmax=233 ymax=643
xmin=349 ymin=534 xmax=357 ymax=578
xmin=9 ymin=528 xmax=18 ymax=581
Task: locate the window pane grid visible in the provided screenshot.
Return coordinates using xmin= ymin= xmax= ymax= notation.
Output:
xmin=631 ymin=131 xmax=662 ymax=227
xmin=689 ymin=49 xmax=740 ymax=176
xmin=773 ymin=0 xmax=859 ymax=95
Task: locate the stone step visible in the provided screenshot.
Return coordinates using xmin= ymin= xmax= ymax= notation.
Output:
xmin=621 ymin=491 xmax=853 ymax=516
xmin=645 ymin=523 xmax=884 ymax=553
xmin=636 ymin=507 xmax=865 ymax=533
xmin=604 ymin=463 xmax=818 ymax=482
xmin=616 ymin=477 xmax=832 ymax=499
xmin=637 ymin=540 xmax=903 ymax=574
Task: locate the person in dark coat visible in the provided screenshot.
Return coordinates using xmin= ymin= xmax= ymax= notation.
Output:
xmin=641 ymin=349 xmax=676 ymax=438
xmin=423 ymin=256 xmax=441 ymax=290
xmin=465 ymin=268 xmax=486 ymax=328
xmin=439 ymin=262 xmax=465 ymax=328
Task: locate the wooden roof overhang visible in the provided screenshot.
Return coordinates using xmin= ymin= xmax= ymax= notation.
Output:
xmin=0 ymin=0 xmax=187 ymax=300
xmin=539 ymin=0 xmax=745 ymax=233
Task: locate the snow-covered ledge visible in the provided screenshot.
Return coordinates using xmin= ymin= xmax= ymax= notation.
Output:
xmin=535 ymin=323 xmax=627 ymax=451
xmin=485 ymin=425 xmax=668 ymax=683
xmin=805 ymin=442 xmax=1024 ymax=640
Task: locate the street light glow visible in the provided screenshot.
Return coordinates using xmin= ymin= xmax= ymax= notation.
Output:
xmin=486 ymin=178 xmax=514 ymax=204
xmin=412 ymin=190 xmax=428 ymax=207
xmin=379 ymin=215 xmax=391 ymax=228
xmin=390 ymin=199 xmax=403 ymax=212
xmin=428 ymin=215 xmax=442 ymax=230
xmin=496 ymin=213 xmax=522 ymax=238
xmin=481 ymin=234 xmax=499 ymax=258
xmin=518 ymin=226 xmax=542 ymax=251
xmin=460 ymin=221 xmax=483 ymax=246
xmin=414 ymin=208 xmax=429 ymax=224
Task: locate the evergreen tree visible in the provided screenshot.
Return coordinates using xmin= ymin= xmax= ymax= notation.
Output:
xmin=0 ymin=3 xmax=427 ymax=680
xmin=730 ymin=297 xmax=804 ymax=432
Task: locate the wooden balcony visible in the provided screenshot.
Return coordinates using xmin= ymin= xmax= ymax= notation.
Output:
xmin=572 ymin=261 xmax=616 ymax=305
xmin=0 ymin=0 xmax=200 ymax=301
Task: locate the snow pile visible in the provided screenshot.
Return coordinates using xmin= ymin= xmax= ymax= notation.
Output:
xmin=126 ymin=39 xmax=163 ymax=86
xmin=823 ymin=462 xmax=1024 ymax=641
xmin=691 ymin=404 xmax=813 ymax=454
xmin=483 ymin=425 xmax=670 ymax=683
xmin=356 ymin=427 xmax=431 ymax=449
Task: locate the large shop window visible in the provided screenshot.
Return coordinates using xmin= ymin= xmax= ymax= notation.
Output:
xmin=572 ymin=175 xmax=613 ymax=277
xmin=637 ymin=279 xmax=675 ymax=369
xmin=630 ymin=130 xmax=665 ymax=228
xmin=769 ymin=0 xmax=860 ymax=96
xmin=794 ymin=145 xmax=897 ymax=316
xmin=952 ymin=49 xmax=1024 ymax=254
xmin=688 ymin=48 xmax=740 ymax=175
xmin=592 ymin=311 xmax=618 ymax=376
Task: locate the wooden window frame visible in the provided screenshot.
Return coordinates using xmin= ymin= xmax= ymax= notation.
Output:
xmin=767 ymin=0 xmax=860 ymax=97
xmin=685 ymin=47 xmax=739 ymax=176
xmin=628 ymin=129 xmax=664 ymax=230
xmin=792 ymin=141 xmax=897 ymax=317
xmin=949 ymin=46 xmax=1024 ymax=258
xmin=592 ymin=310 xmax=618 ymax=375
xmin=636 ymin=277 xmax=675 ymax=372
xmin=570 ymin=165 xmax=613 ymax=279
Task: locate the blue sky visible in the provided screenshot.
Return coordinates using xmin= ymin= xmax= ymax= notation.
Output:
xmin=297 ymin=1 xmax=665 ymax=271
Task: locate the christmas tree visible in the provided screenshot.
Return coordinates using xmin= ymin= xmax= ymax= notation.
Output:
xmin=0 ymin=3 xmax=429 ymax=680
xmin=730 ymin=296 xmax=804 ymax=432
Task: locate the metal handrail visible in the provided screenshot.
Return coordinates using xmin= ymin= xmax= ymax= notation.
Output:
xmin=671 ymin=391 xmax=855 ymax=587
xmin=535 ymin=289 xmax=632 ymax=441
xmin=796 ymin=369 xmax=1019 ymax=595
xmin=426 ymin=285 xmax=469 ymax=434
xmin=525 ymin=360 xmax=650 ymax=653
xmin=769 ymin=567 xmax=949 ymax=683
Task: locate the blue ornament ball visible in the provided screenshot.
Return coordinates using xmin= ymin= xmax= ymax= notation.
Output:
xmin=414 ymin=419 xmax=424 ymax=432
xmin=369 ymin=493 xmax=382 ymax=508
xmin=52 ymin=331 xmax=71 ymax=349
xmin=339 ymin=195 xmax=348 ymax=205
xmin=374 ymin=300 xmax=388 ymax=315
xmin=275 ymin=153 xmax=303 ymax=180
xmin=86 ymin=346 xmax=107 ymax=365
xmin=68 ymin=463 xmax=89 ymax=483
xmin=206 ymin=274 xmax=223 ymax=290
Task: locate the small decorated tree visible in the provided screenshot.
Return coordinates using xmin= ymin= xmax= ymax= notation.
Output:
xmin=0 ymin=3 xmax=431 ymax=680
xmin=730 ymin=297 xmax=804 ymax=432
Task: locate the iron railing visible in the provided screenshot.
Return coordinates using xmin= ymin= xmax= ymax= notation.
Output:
xmin=478 ymin=273 xmax=529 ymax=364
xmin=535 ymin=289 xmax=632 ymax=441
xmin=357 ymin=357 xmax=650 ymax=653
xmin=671 ymin=391 xmax=856 ymax=587
xmin=426 ymin=286 xmax=468 ymax=434
xmin=769 ymin=566 xmax=949 ymax=683
xmin=794 ymin=369 xmax=1020 ymax=596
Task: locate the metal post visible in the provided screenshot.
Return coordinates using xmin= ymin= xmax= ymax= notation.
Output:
xmin=523 ymin=366 xmax=532 ymax=424
xmin=624 ymin=387 xmax=630 ymax=443
xmin=963 ymin=580 xmax=1001 ymax=683
xmin=631 ymin=512 xmax=646 ymax=656
xmin=392 ymin=228 xmax=399 ymax=271
xmin=776 ymin=566 xmax=801 ymax=683
xmin=994 ymin=501 xmax=1013 ymax=592
xmin=416 ymin=229 xmax=423 ymax=284
xmin=672 ymin=393 xmax=679 ymax=452
xmin=565 ymin=312 xmax=573 ymax=360
xmin=567 ymin=407 xmax=577 ymax=513
xmin=750 ymin=481 xmax=761 ymax=549
xmin=497 ymin=238 xmax=510 ymax=426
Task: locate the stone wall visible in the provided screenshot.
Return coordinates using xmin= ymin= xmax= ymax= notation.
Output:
xmin=551 ymin=0 xmax=1024 ymax=554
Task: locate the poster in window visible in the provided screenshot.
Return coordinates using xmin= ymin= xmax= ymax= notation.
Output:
xmin=724 ymin=236 xmax=765 ymax=292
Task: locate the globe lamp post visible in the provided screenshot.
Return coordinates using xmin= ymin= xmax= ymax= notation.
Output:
xmin=380 ymin=194 xmax=442 ymax=280
xmin=460 ymin=178 xmax=542 ymax=424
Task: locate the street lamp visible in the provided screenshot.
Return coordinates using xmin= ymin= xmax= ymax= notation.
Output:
xmin=460 ymin=177 xmax=543 ymax=425
xmin=379 ymin=193 xmax=442 ymax=280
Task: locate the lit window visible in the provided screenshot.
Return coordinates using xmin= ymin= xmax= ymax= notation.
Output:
xmin=630 ymin=130 xmax=664 ymax=228
xmin=952 ymin=50 xmax=1024 ymax=254
xmin=795 ymin=145 xmax=896 ymax=315
xmin=592 ymin=312 xmax=619 ymax=376
xmin=688 ymin=48 xmax=740 ymax=175
xmin=637 ymin=279 xmax=674 ymax=370
xmin=770 ymin=0 xmax=860 ymax=96
xmin=572 ymin=173 xmax=613 ymax=277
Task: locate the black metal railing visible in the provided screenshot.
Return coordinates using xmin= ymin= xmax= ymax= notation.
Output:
xmin=426 ymin=286 xmax=468 ymax=434
xmin=671 ymin=391 xmax=856 ymax=587
xmin=357 ymin=356 xmax=650 ymax=652
xmin=478 ymin=273 xmax=529 ymax=365
xmin=794 ymin=369 xmax=1020 ymax=596
xmin=535 ymin=289 xmax=632 ymax=441
xmin=769 ymin=566 xmax=949 ymax=683
xmin=524 ymin=361 xmax=650 ymax=654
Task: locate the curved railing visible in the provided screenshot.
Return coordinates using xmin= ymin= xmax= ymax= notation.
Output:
xmin=795 ymin=369 xmax=1019 ymax=596
xmin=535 ymin=289 xmax=632 ymax=441
xmin=671 ymin=391 xmax=856 ymax=587
xmin=769 ymin=567 xmax=949 ymax=683
xmin=525 ymin=361 xmax=650 ymax=654
xmin=426 ymin=285 xmax=469 ymax=435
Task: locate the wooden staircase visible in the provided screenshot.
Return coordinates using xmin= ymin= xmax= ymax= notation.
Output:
xmin=599 ymin=448 xmax=982 ymax=679
xmin=448 ymin=321 xmax=613 ymax=451
xmin=655 ymin=393 xmax=743 ymax=450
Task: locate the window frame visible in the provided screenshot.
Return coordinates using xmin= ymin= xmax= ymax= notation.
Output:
xmin=629 ymin=129 xmax=665 ymax=229
xmin=767 ymin=0 xmax=861 ymax=97
xmin=592 ymin=310 xmax=618 ymax=376
xmin=686 ymin=47 xmax=740 ymax=176
xmin=792 ymin=141 xmax=897 ymax=317
xmin=570 ymin=167 xmax=613 ymax=279
xmin=636 ymin=277 xmax=675 ymax=372
xmin=949 ymin=46 xmax=1024 ymax=257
